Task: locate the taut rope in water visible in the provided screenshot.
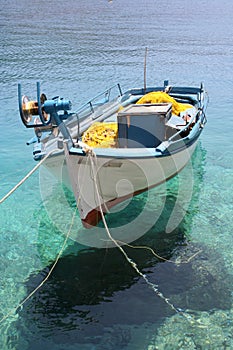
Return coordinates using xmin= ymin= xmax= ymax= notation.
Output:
xmin=0 ymin=147 xmax=71 ymax=324
xmin=0 ymin=149 xmax=60 ymax=204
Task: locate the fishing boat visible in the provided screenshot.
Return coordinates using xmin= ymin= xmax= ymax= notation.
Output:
xmin=18 ymin=80 xmax=208 ymax=228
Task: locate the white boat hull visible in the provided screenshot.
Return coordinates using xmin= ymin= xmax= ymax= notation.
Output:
xmin=58 ymin=140 xmax=198 ymax=227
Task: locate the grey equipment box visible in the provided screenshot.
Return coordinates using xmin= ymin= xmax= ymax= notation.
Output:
xmin=117 ymin=103 xmax=172 ymax=148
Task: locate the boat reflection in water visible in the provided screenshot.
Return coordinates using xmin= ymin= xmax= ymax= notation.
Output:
xmin=14 ymin=144 xmax=233 ymax=350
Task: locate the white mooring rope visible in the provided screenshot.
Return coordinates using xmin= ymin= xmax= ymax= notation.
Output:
xmin=0 ymin=207 xmax=77 ymax=324
xmin=88 ymin=151 xmax=187 ymax=316
xmin=0 ymin=149 xmax=59 ymax=205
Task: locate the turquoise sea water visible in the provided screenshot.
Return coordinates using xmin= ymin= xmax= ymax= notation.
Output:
xmin=1 ymin=0 xmax=233 ymax=349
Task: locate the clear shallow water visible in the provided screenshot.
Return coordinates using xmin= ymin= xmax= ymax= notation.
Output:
xmin=1 ymin=0 xmax=233 ymax=349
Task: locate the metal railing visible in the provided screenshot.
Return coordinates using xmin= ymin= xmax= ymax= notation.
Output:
xmin=74 ymin=83 xmax=122 ymax=120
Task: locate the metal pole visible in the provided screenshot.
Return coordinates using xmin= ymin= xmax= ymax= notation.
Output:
xmin=144 ymin=47 xmax=148 ymax=92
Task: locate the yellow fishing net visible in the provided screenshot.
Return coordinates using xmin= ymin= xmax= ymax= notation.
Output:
xmin=136 ymin=91 xmax=193 ymax=116
xmin=82 ymin=122 xmax=118 ymax=148
xmin=82 ymin=92 xmax=193 ymax=147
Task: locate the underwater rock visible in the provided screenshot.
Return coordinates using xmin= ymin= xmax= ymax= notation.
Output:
xmin=152 ymin=308 xmax=233 ymax=350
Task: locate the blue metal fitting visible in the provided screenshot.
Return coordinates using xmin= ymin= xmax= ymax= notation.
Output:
xmin=43 ymin=98 xmax=72 ymax=115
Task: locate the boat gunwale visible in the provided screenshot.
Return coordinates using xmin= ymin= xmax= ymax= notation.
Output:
xmin=68 ymin=128 xmax=202 ymax=160
xmin=45 ymin=107 xmax=205 ymax=161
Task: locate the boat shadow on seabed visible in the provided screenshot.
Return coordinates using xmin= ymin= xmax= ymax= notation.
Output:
xmin=14 ymin=143 xmax=233 ymax=349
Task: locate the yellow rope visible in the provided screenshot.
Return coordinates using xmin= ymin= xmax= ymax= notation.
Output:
xmin=0 ymin=149 xmax=60 ymax=204
xmin=0 ymin=206 xmax=77 ymax=324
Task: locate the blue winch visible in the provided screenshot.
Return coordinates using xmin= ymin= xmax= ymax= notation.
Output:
xmin=18 ymin=82 xmax=72 ymax=128
xmin=18 ymin=82 xmax=74 ymax=159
